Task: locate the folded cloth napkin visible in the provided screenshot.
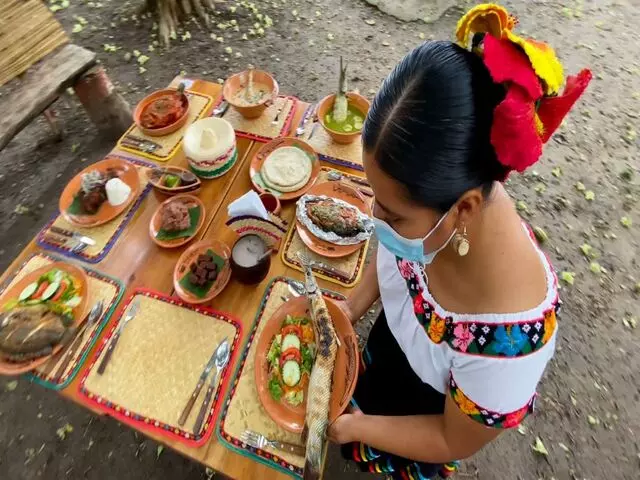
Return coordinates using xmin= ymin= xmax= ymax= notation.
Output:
xmin=227 ymin=191 xmax=269 ymax=220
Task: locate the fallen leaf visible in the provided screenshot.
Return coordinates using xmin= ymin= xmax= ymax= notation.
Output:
xmin=584 ymin=190 xmax=595 ymax=201
xmin=532 ymin=437 xmax=549 ymax=456
xmin=534 ymin=183 xmax=546 ymax=194
xmin=533 ymin=226 xmax=548 ymax=244
xmin=620 ymin=217 xmax=632 ymax=228
xmin=551 ymin=166 xmax=562 ymax=177
xmin=56 ymin=423 xmax=74 ymax=440
xmin=381 ymin=40 xmax=390 ymax=46
xmin=72 ymin=23 xmax=84 ymax=33
xmin=327 ymin=33 xmax=334 ymax=41
xmin=156 ymin=445 xmax=164 ymax=459
xmin=575 ymin=181 xmax=586 ymax=191
xmin=570 ymin=395 xmax=578 ymax=407
xmin=589 ymin=262 xmax=602 ymax=274
xmin=14 ymin=204 xmax=30 ymax=215
xmin=516 ymin=200 xmax=528 ymax=212
xmin=181 ymin=31 xmax=191 ymax=41
xmin=579 ymin=243 xmax=593 ymax=257
xmin=365 ymin=19 xmax=376 ymax=25
xmin=137 ymin=55 xmax=150 ymax=65
xmin=560 ymin=271 xmax=575 ymax=285
xmin=71 ymin=143 xmax=79 ymax=153
xmin=517 ymin=424 xmax=527 ymax=435
xmin=587 ymin=415 xmax=600 ymax=426
xmin=418 ymin=32 xmax=425 ymax=40
xmin=558 ymin=442 xmax=571 ymax=453
xmin=5 ymin=380 xmax=18 ymax=392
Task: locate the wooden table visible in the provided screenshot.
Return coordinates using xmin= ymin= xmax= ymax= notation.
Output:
xmin=0 ymin=79 xmax=365 ymax=479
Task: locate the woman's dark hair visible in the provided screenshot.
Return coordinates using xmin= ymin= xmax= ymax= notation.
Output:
xmin=363 ymin=40 xmax=508 ymax=212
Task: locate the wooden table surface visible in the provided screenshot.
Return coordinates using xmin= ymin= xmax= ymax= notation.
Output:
xmin=0 ymin=79 xmax=366 ymax=479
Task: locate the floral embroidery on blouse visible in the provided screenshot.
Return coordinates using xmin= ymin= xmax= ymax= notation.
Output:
xmin=449 ymin=376 xmax=534 ymax=428
xmin=396 ymin=257 xmax=559 ymax=357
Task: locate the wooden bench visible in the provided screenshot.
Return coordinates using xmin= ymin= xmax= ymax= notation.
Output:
xmin=0 ymin=44 xmax=131 ymax=151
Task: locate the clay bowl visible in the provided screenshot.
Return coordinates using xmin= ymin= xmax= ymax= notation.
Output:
xmin=146 ymin=166 xmax=201 ymax=196
xmin=223 ymin=69 xmax=279 ymax=119
xmin=134 ymin=87 xmax=190 ymax=137
xmin=258 ymin=192 xmax=281 ymax=215
xmin=316 ymin=92 xmax=370 ymax=144
xmin=249 ymin=137 xmax=320 ymax=201
xmin=296 ymin=181 xmax=372 ymax=258
xmin=149 ymin=194 xmax=206 ymax=248
xmin=59 ymin=157 xmax=140 ymax=228
xmin=173 ymin=240 xmax=232 ymax=304
xmin=0 ymin=262 xmax=88 ymax=375
xmin=254 ymin=295 xmax=359 ymax=433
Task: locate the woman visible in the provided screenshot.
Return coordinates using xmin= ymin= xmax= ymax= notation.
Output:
xmin=327 ymin=4 xmax=592 ymax=479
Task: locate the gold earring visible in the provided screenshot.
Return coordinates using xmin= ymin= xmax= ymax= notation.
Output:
xmin=452 ymin=226 xmax=470 ymax=257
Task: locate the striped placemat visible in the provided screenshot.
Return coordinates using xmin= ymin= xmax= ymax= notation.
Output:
xmin=79 ymin=290 xmax=242 ymax=447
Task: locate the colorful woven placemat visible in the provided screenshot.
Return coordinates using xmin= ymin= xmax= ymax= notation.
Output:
xmin=217 ymin=277 xmax=344 ymax=479
xmin=0 ymin=253 xmax=124 ymax=390
xmin=213 ymin=96 xmax=297 ymax=142
xmin=280 ymin=168 xmax=373 ymax=288
xmin=296 ymin=103 xmax=364 ymax=172
xmin=116 ymin=90 xmax=213 ymax=163
xmin=79 ymin=289 xmax=242 ymax=447
xmin=36 ymin=155 xmax=153 ymax=264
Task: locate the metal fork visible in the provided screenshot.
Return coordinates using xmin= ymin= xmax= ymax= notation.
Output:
xmin=240 ymin=430 xmax=305 ymax=456
xmin=272 ymin=99 xmax=288 ymax=125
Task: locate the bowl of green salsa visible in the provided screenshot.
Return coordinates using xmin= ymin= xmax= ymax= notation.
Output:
xmin=316 ymin=92 xmax=370 ymax=144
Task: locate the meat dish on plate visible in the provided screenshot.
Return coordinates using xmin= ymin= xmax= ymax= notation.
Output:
xmin=69 ymin=168 xmax=131 ymax=216
xmin=296 ymin=194 xmax=374 ymax=245
xmin=0 ymin=268 xmax=83 ymax=362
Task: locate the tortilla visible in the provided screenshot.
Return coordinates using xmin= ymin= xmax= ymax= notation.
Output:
xmin=261 ymin=146 xmax=312 ymax=193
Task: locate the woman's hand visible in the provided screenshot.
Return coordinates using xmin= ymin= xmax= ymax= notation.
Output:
xmin=327 ymin=408 xmax=364 ymax=444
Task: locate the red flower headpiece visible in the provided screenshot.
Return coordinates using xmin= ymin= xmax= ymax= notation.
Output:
xmin=456 ymin=4 xmax=592 ymax=177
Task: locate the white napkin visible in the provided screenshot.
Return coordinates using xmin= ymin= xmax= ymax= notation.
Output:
xmin=227 ymin=190 xmax=269 ymax=220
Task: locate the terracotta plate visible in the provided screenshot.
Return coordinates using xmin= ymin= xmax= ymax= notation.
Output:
xmin=149 ymin=194 xmax=206 ymax=248
xmin=249 ymin=137 xmax=320 ymax=201
xmin=173 ymin=240 xmax=232 ymax=304
xmin=146 ymin=166 xmax=202 ymax=196
xmin=0 ymin=262 xmax=88 ymax=375
xmin=296 ymin=181 xmax=372 ymax=258
xmin=59 ymin=157 xmax=141 ymax=228
xmin=133 ymin=87 xmax=190 ymax=137
xmin=254 ymin=295 xmax=359 ymax=433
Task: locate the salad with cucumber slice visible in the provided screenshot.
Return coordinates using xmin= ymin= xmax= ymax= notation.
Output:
xmin=6 ymin=268 xmax=83 ymax=319
xmin=266 ymin=314 xmax=316 ymax=406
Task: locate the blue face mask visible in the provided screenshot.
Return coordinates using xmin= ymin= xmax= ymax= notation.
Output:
xmin=373 ymin=211 xmax=455 ymax=264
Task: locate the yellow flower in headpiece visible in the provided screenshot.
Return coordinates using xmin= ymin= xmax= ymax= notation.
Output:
xmin=504 ymin=32 xmax=564 ymax=95
xmin=455 ymin=3 xmax=516 ymax=48
xmin=455 ymin=3 xmax=564 ymax=95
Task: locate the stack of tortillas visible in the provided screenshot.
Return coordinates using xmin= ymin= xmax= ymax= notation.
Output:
xmin=261 ymin=147 xmax=312 ymax=193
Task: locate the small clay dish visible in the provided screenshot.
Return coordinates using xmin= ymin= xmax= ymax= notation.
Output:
xmin=223 ymin=69 xmax=279 ymax=119
xmin=146 ymin=166 xmax=201 ymax=196
xmin=149 ymin=194 xmax=206 ymax=248
xmin=134 ymin=87 xmax=190 ymax=137
xmin=249 ymin=137 xmax=320 ymax=201
xmin=258 ymin=192 xmax=281 ymax=215
xmin=316 ymin=92 xmax=370 ymax=144
xmin=254 ymin=295 xmax=359 ymax=433
xmin=0 ymin=262 xmax=88 ymax=375
xmin=173 ymin=240 xmax=232 ymax=304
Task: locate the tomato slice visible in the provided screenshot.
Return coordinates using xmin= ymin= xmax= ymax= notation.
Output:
xmin=280 ymin=348 xmax=301 ymax=366
xmin=33 ymin=281 xmax=50 ymax=300
xmin=281 ymin=325 xmax=302 ymax=338
xmin=51 ymin=279 xmax=68 ymax=302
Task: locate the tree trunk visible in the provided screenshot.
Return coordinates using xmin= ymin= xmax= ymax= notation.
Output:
xmin=144 ymin=0 xmax=220 ymax=45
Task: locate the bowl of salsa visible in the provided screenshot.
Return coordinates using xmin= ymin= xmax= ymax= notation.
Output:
xmin=316 ymin=92 xmax=370 ymax=144
xmin=134 ymin=84 xmax=190 ymax=137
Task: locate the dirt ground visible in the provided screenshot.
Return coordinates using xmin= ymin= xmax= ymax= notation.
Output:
xmin=1 ymin=0 xmax=639 ymax=479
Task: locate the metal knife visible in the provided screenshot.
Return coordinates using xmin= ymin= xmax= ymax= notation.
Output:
xmin=192 ymin=338 xmax=231 ymax=433
xmin=49 ymin=226 xmax=96 ymax=246
xmin=312 ymin=261 xmax=351 ymax=280
xmin=178 ymin=341 xmax=226 ymax=426
xmin=97 ymin=299 xmax=140 ymax=375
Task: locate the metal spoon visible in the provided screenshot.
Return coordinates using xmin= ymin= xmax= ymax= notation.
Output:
xmin=192 ymin=338 xmax=231 ymax=434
